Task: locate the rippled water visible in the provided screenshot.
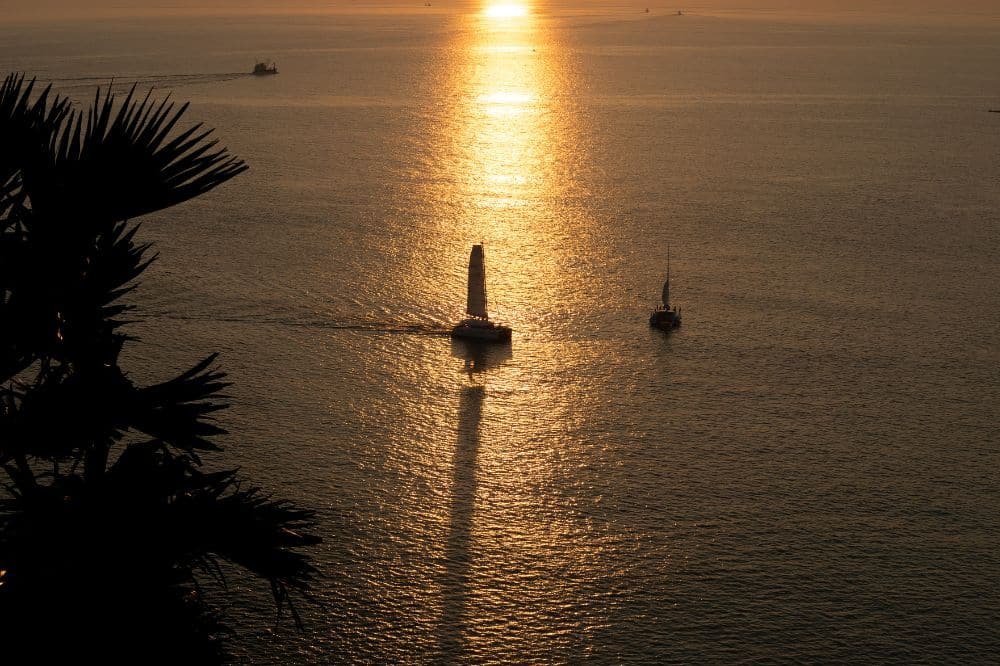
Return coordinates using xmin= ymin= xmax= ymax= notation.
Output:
xmin=3 ymin=5 xmax=1000 ymax=662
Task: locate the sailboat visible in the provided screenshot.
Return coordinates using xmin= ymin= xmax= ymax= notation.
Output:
xmin=451 ymin=244 xmax=512 ymax=343
xmin=649 ymin=247 xmax=682 ymax=331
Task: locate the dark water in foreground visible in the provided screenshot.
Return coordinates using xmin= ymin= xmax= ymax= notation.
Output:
xmin=2 ymin=6 xmax=1000 ymax=662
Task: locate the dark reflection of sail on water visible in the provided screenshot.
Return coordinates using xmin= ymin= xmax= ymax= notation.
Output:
xmin=450 ymin=337 xmax=513 ymax=375
xmin=438 ymin=384 xmax=486 ymax=660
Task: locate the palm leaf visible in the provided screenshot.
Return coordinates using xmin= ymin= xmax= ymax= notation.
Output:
xmin=1 ymin=72 xmax=318 ymax=660
xmin=24 ymin=82 xmax=247 ymax=228
xmin=131 ymin=354 xmax=231 ymax=453
xmin=0 ymin=75 xmax=70 ymax=217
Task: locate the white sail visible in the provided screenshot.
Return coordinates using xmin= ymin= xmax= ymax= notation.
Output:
xmin=466 ymin=244 xmax=488 ymax=318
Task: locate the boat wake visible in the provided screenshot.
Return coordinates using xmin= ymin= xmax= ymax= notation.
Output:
xmin=45 ymin=72 xmax=249 ymax=94
xmin=322 ymin=322 xmax=452 ymax=336
xmin=141 ymin=312 xmax=453 ymax=337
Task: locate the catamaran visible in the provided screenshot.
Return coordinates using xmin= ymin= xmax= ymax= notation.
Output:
xmin=649 ymin=247 xmax=682 ymax=331
xmin=451 ymin=244 xmax=512 ymax=343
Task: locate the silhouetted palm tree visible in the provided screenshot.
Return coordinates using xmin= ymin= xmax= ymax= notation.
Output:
xmin=0 ymin=73 xmax=319 ymax=662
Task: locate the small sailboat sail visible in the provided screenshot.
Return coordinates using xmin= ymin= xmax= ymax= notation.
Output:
xmin=466 ymin=244 xmax=488 ymax=319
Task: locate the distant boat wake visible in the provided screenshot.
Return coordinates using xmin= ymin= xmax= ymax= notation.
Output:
xmin=45 ymin=72 xmax=249 ymax=94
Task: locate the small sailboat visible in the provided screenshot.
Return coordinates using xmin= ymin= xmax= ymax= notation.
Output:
xmin=649 ymin=247 xmax=682 ymax=331
xmin=451 ymin=244 xmax=512 ymax=343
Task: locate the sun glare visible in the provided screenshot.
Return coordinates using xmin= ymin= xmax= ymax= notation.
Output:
xmin=484 ymin=3 xmax=528 ymax=18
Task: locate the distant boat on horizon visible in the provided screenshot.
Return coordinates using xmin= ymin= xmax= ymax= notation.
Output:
xmin=649 ymin=246 xmax=682 ymax=331
xmin=252 ymin=61 xmax=278 ymax=76
xmin=451 ymin=244 xmax=512 ymax=343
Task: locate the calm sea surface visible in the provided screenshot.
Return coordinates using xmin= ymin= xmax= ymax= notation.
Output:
xmin=2 ymin=5 xmax=999 ymax=662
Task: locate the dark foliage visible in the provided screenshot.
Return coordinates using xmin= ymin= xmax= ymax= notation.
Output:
xmin=0 ymin=74 xmax=319 ymax=662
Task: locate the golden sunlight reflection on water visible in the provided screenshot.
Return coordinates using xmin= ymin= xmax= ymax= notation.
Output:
xmin=483 ymin=3 xmax=529 ymax=19
xmin=445 ymin=4 xmax=583 ymax=325
xmin=379 ymin=4 xmax=615 ymax=657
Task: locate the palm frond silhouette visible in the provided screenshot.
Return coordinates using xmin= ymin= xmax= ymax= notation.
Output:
xmin=0 ymin=73 xmax=318 ymax=662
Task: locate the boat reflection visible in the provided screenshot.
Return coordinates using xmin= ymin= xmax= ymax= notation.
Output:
xmin=450 ymin=337 xmax=513 ymax=377
xmin=437 ymin=384 xmax=486 ymax=659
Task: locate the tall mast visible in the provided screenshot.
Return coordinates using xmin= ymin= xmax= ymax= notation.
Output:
xmin=661 ymin=245 xmax=671 ymax=309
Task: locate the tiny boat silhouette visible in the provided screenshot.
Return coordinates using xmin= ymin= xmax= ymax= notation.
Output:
xmin=649 ymin=247 xmax=682 ymax=331
xmin=252 ymin=61 xmax=278 ymax=76
xmin=451 ymin=244 xmax=512 ymax=343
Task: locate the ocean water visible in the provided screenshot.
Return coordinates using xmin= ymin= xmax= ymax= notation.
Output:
xmin=2 ymin=5 xmax=1000 ymax=662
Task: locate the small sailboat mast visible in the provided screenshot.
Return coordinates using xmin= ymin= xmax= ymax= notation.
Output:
xmin=466 ymin=244 xmax=488 ymax=319
xmin=661 ymin=245 xmax=671 ymax=309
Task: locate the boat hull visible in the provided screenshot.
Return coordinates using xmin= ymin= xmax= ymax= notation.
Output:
xmin=450 ymin=319 xmax=512 ymax=343
xmin=252 ymin=63 xmax=278 ymax=75
xmin=649 ymin=310 xmax=681 ymax=331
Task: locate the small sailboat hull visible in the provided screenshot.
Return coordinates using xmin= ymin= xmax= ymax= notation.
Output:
xmin=649 ymin=309 xmax=681 ymax=331
xmin=451 ymin=318 xmax=512 ymax=343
